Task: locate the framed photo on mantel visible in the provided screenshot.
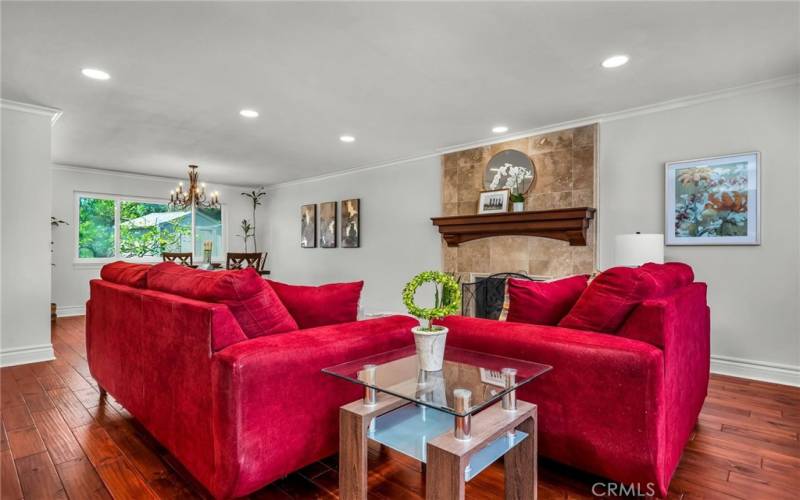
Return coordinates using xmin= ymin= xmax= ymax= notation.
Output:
xmin=665 ymin=151 xmax=760 ymax=246
xmin=477 ymin=189 xmax=510 ymax=214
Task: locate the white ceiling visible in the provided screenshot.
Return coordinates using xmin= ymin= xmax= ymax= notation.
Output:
xmin=2 ymin=1 xmax=798 ymax=186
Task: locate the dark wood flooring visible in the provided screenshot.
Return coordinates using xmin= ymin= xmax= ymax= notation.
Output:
xmin=1 ymin=316 xmax=798 ymax=499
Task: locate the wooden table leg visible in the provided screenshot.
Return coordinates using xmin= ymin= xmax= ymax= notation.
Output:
xmin=426 ymin=445 xmax=466 ymax=500
xmin=504 ymin=408 xmax=537 ymax=500
xmin=339 ymin=406 xmax=369 ymax=500
xmin=339 ymin=395 xmax=407 ymax=500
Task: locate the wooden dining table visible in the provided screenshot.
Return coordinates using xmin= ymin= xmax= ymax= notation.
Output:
xmin=187 ymin=263 xmax=271 ymax=275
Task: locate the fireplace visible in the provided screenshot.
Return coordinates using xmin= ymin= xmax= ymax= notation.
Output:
xmin=460 ymin=272 xmax=540 ymax=319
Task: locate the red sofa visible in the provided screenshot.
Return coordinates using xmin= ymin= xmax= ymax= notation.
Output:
xmin=86 ymin=263 xmax=417 ymax=498
xmin=88 ymin=261 xmax=708 ymax=498
xmin=440 ymin=266 xmax=710 ymax=497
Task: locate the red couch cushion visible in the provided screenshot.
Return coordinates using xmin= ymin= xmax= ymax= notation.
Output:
xmin=267 ymin=280 xmax=363 ymax=329
xmin=559 ymin=267 xmax=658 ymax=333
xmin=641 ymin=262 xmax=694 ymax=297
xmin=100 ymin=261 xmax=150 ymax=288
xmin=147 ymin=262 xmax=298 ymax=338
xmin=506 ymin=275 xmax=589 ymax=326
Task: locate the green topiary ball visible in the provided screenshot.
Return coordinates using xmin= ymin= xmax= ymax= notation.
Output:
xmin=402 ymin=271 xmax=461 ymax=324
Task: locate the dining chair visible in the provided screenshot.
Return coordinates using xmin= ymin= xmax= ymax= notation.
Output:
xmin=162 ymin=252 xmax=193 ymax=266
xmin=226 ymin=252 xmax=263 ymax=270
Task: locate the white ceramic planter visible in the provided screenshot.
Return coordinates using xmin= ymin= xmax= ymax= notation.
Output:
xmin=512 ymin=201 xmax=525 ymax=212
xmin=412 ymin=326 xmax=448 ymax=371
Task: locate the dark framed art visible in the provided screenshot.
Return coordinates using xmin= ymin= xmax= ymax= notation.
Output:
xmin=319 ymin=201 xmax=337 ymax=248
xmin=301 ymin=204 xmax=316 ymax=248
xmin=341 ymin=198 xmax=360 ymax=248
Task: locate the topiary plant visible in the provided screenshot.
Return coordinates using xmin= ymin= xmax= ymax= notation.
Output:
xmin=402 ymin=271 xmax=461 ymax=332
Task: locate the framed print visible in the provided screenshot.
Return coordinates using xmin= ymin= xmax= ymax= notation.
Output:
xmin=300 ymin=204 xmax=316 ymax=248
xmin=319 ymin=201 xmax=337 ymax=248
xmin=477 ymin=189 xmax=510 ymax=214
xmin=665 ymin=152 xmax=760 ymax=245
xmin=341 ymin=198 xmax=360 ymax=248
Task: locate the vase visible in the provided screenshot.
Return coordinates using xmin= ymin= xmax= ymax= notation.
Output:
xmin=512 ymin=201 xmax=524 ymax=212
xmin=412 ymin=326 xmax=448 ymax=371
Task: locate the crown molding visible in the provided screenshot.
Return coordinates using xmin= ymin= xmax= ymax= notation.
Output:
xmin=1 ymin=99 xmax=63 ymax=125
xmin=50 ymin=163 xmax=260 ymax=190
xmin=267 ymin=73 xmax=799 ymax=189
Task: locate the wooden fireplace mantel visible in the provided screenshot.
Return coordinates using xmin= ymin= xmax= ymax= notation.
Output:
xmin=431 ymin=207 xmax=596 ymax=247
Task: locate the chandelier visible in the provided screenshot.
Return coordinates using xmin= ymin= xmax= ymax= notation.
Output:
xmin=169 ymin=165 xmax=220 ymax=209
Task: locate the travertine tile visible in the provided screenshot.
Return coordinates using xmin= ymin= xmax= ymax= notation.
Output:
xmin=573 ymin=124 xmax=597 ymax=147
xmin=457 ymin=163 xmax=482 ymax=202
xmin=458 ymin=201 xmax=477 ymax=215
xmin=457 ymin=239 xmax=491 ymax=273
xmin=528 ymin=191 xmax=573 ymax=211
xmin=489 ymin=236 xmax=529 ymax=274
xmin=529 ymin=130 xmax=573 ymax=154
xmin=443 ymin=166 xmax=459 ymax=203
xmin=572 ymin=189 xmax=594 ymax=207
xmin=442 ymin=242 xmax=458 ymax=273
xmin=571 ymin=245 xmax=596 ymax=275
xmin=572 ymin=146 xmax=594 ymax=190
xmin=488 ymin=139 xmax=529 ymax=157
xmin=531 ymin=151 xmax=572 ymax=194
xmin=442 ymin=124 xmax=596 ymax=280
xmin=444 ymin=154 xmax=459 ymax=171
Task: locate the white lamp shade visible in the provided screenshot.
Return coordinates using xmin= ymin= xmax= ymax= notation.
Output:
xmin=615 ymin=233 xmax=664 ymax=267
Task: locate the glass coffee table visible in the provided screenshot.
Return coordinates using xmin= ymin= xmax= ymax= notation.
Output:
xmin=323 ymin=345 xmax=551 ymax=500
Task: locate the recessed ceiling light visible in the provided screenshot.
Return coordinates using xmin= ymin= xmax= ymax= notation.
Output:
xmin=492 ymin=125 xmax=509 ymax=134
xmin=239 ymin=109 xmax=259 ymax=118
xmin=340 ymin=135 xmax=355 ymax=143
xmin=81 ymin=68 xmax=110 ymax=80
xmin=601 ymin=55 xmax=629 ymax=69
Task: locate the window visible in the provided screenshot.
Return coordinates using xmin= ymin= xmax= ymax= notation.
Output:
xmin=78 ymin=197 xmax=115 ymax=258
xmin=76 ymin=194 xmax=225 ymax=261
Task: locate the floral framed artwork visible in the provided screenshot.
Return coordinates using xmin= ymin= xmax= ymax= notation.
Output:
xmin=665 ymin=152 xmax=760 ymax=245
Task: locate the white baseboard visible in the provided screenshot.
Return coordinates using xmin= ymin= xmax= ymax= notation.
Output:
xmin=56 ymin=305 xmax=86 ymax=317
xmin=711 ymin=354 xmax=800 ymax=387
xmin=0 ymin=344 xmax=55 ymax=367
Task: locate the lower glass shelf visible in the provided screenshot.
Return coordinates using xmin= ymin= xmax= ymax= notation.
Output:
xmin=367 ymin=403 xmax=529 ymax=481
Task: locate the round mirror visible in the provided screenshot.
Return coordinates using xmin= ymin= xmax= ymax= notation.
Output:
xmin=483 ymin=149 xmax=535 ymax=194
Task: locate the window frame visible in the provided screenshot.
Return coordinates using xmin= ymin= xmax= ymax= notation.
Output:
xmin=73 ymin=191 xmax=227 ymax=264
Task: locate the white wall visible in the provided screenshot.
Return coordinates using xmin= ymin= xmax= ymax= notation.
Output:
xmin=598 ymin=83 xmax=800 ymax=384
xmin=1 ymin=103 xmax=58 ymax=366
xmin=50 ymin=166 xmax=266 ymax=315
xmin=264 ymin=156 xmax=442 ymax=314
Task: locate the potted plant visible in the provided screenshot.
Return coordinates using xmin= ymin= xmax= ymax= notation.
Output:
xmin=402 ymin=271 xmax=461 ymax=371
xmin=490 ymin=162 xmax=528 ymax=212
xmin=51 ymin=217 xmax=68 ymax=322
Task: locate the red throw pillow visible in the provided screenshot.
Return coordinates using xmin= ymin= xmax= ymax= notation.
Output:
xmin=640 ymin=262 xmax=694 ymax=297
xmin=147 ymin=262 xmax=297 ymax=338
xmin=100 ymin=261 xmax=150 ymax=288
xmin=506 ymin=275 xmax=589 ymax=326
xmin=558 ymin=267 xmax=657 ymax=333
xmin=267 ymin=280 xmax=363 ymax=329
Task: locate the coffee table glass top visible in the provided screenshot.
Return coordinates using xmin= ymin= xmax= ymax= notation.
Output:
xmin=322 ymin=346 xmax=551 ymax=417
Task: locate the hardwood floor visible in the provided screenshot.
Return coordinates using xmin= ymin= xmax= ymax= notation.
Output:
xmin=1 ymin=316 xmax=798 ymax=499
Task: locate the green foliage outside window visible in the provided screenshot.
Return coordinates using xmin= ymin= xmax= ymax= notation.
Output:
xmin=119 ymin=201 xmax=190 ymax=258
xmin=78 ymin=197 xmax=199 ymax=259
xmin=78 ymin=198 xmax=115 ymax=258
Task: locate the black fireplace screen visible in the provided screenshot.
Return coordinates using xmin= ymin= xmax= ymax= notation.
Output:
xmin=460 ymin=273 xmax=537 ymax=319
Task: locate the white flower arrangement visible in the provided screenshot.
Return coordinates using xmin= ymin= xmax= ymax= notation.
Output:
xmin=489 ymin=163 xmax=530 ymax=201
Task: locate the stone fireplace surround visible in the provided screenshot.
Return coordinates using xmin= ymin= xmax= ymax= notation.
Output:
xmin=441 ymin=124 xmax=597 ymax=284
